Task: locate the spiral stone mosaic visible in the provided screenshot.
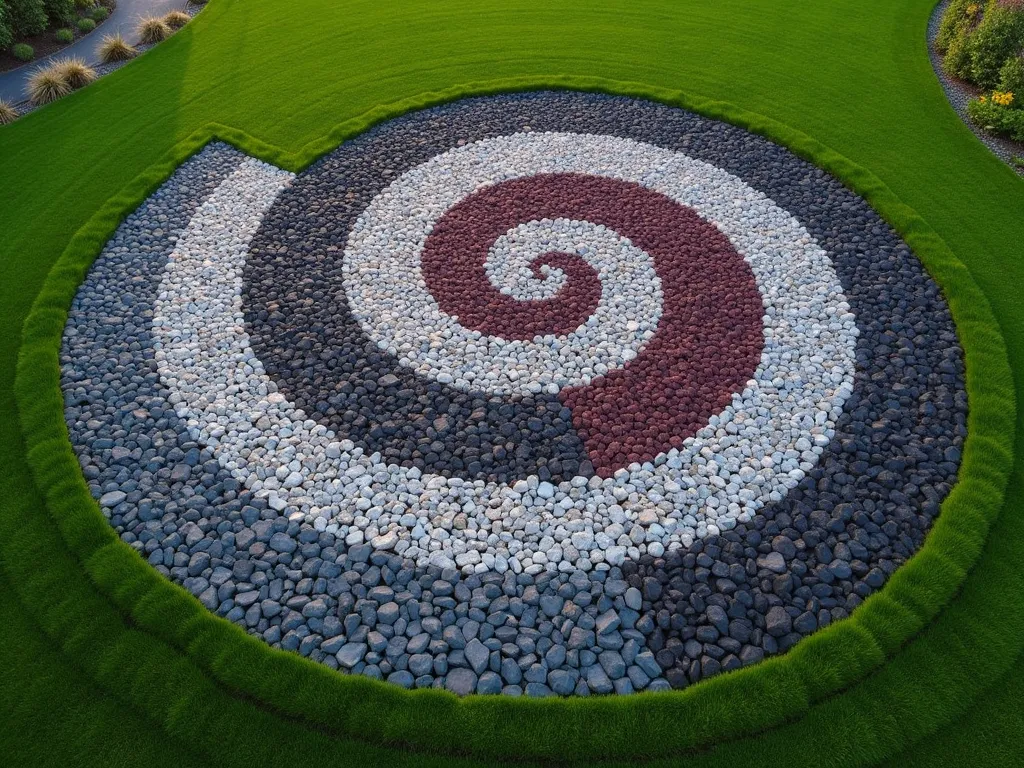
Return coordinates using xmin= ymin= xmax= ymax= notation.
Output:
xmin=62 ymin=91 xmax=967 ymax=697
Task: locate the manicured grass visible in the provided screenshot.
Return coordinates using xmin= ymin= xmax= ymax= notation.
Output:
xmin=12 ymin=86 xmax=1016 ymax=765
xmin=2 ymin=0 xmax=1024 ymax=765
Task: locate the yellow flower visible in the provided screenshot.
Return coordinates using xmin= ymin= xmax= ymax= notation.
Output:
xmin=980 ymin=94 xmax=988 ymax=103
xmin=967 ymin=3 xmax=980 ymax=14
xmin=991 ymin=91 xmax=1015 ymax=106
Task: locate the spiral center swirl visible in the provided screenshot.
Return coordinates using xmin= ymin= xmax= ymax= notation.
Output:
xmin=417 ymin=172 xmax=766 ymax=472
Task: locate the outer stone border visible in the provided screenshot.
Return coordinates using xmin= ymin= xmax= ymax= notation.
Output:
xmin=15 ymin=79 xmax=1015 ymax=765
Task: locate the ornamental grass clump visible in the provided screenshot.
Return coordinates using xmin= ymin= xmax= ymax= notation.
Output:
xmin=55 ymin=27 xmax=74 ymax=43
xmin=164 ymin=10 xmax=191 ymax=29
xmin=77 ymin=17 xmax=96 ymax=33
xmin=27 ymin=66 xmax=71 ymax=105
xmin=0 ymin=99 xmax=19 ymax=125
xmin=98 ymin=32 xmax=137 ymax=62
xmin=136 ymin=16 xmax=171 ymax=44
xmin=53 ymin=57 xmax=96 ymax=89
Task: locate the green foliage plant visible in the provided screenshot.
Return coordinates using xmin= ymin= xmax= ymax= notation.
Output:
xmin=75 ymin=15 xmax=93 ymax=32
xmin=967 ymin=1 xmax=1024 ymax=88
xmin=7 ymin=0 xmax=47 ymax=37
xmin=11 ymin=41 xmax=33 ymax=60
xmin=968 ymin=91 xmax=1024 ymax=139
xmin=0 ymin=0 xmax=14 ymax=52
xmin=944 ymin=26 xmax=976 ymax=79
xmin=998 ymin=53 xmax=1024 ymax=98
xmin=936 ymin=0 xmax=977 ymax=54
xmin=44 ymin=0 xmax=74 ymax=26
xmin=54 ymin=26 xmax=72 ymax=42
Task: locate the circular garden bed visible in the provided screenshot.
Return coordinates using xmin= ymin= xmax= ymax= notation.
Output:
xmin=57 ymin=90 xmax=970 ymax=699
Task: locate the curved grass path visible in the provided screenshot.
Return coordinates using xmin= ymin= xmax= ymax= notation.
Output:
xmin=1 ymin=0 xmax=1023 ymax=765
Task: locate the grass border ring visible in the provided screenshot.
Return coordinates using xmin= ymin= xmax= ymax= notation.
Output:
xmin=15 ymin=78 xmax=1015 ymax=764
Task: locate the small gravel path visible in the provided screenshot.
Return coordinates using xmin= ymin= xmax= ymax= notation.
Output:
xmin=0 ymin=0 xmax=189 ymax=104
xmin=927 ymin=0 xmax=1024 ymax=176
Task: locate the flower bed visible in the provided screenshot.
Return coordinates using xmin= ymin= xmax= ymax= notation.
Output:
xmin=935 ymin=0 xmax=1024 ymax=163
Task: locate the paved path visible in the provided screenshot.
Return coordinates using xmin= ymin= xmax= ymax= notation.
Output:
xmin=0 ymin=0 xmax=188 ymax=103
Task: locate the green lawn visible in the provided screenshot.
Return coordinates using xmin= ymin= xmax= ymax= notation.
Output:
xmin=2 ymin=0 xmax=1023 ymax=765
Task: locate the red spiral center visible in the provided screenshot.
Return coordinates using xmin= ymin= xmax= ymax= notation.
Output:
xmin=420 ymin=173 xmax=765 ymax=475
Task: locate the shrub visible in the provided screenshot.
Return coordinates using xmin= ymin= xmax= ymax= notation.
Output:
xmin=75 ymin=15 xmax=93 ymax=32
xmin=0 ymin=97 xmax=18 ymax=125
xmin=967 ymin=93 xmax=1003 ymax=127
xmin=97 ymin=31 xmax=135 ymax=62
xmin=136 ymin=15 xmax=169 ymax=43
xmin=944 ymin=30 xmax=975 ymax=80
xmin=7 ymin=0 xmax=48 ymax=37
xmin=54 ymin=26 xmax=73 ymax=42
xmin=44 ymin=0 xmax=74 ymax=26
xmin=998 ymin=54 xmax=1024 ymax=100
xmin=968 ymin=92 xmax=1024 ymax=139
xmin=966 ymin=2 xmax=1024 ymax=88
xmin=12 ymin=42 xmax=34 ymax=61
xmin=936 ymin=0 xmax=978 ymax=54
xmin=89 ymin=5 xmax=106 ymax=21
xmin=72 ymin=0 xmax=94 ymax=7
xmin=164 ymin=10 xmax=190 ymax=29
xmin=1005 ymin=108 xmax=1024 ymax=140
xmin=26 ymin=64 xmax=70 ymax=104
xmin=53 ymin=55 xmax=94 ymax=88
xmin=0 ymin=0 xmax=14 ymax=52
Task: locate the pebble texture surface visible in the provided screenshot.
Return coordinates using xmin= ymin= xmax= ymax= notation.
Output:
xmin=62 ymin=91 xmax=966 ymax=697
xmin=162 ymin=132 xmax=856 ymax=567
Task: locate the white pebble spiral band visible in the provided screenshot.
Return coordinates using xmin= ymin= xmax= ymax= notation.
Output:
xmin=152 ymin=135 xmax=857 ymax=574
